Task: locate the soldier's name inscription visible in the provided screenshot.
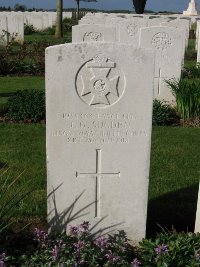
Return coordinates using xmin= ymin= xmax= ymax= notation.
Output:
xmin=51 ymin=112 xmax=148 ymax=143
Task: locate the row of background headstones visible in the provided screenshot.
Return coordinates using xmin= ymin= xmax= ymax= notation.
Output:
xmin=0 ymin=11 xmax=74 ymax=44
xmin=72 ymin=12 xmax=191 ymax=103
xmin=74 ymin=14 xmax=200 ymax=234
xmin=0 ymin=11 xmax=200 ymax=45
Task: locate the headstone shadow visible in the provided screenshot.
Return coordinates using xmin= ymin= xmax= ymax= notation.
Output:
xmin=146 ymin=184 xmax=199 ymax=238
xmin=48 ymin=183 xmax=124 ymax=237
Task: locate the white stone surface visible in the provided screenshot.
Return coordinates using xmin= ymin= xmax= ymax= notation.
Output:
xmin=24 ymin=12 xmax=72 ymax=30
xmin=196 ymin=21 xmax=200 ymax=50
xmin=140 ymin=26 xmax=184 ymax=102
xmin=195 ymin=184 xmax=200 ymax=233
xmin=0 ymin=15 xmax=8 ymax=45
xmin=196 ymin=20 xmax=200 ymax=56
xmin=161 ymin=21 xmax=188 ymax=54
xmin=183 ymin=0 xmax=199 ymax=16
xmin=117 ymin=18 xmax=148 ymax=46
xmin=46 ymin=42 xmax=155 ymax=243
xmin=6 ymin=13 xmax=24 ymax=43
xmin=72 ymin=24 xmax=117 ymax=42
xmin=24 ymin=12 xmax=46 ymax=30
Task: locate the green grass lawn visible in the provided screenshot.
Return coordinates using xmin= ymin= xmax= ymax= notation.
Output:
xmin=24 ymin=33 xmax=72 ymax=44
xmin=148 ymin=126 xmax=200 ymax=236
xmin=0 ymin=76 xmax=45 ymax=107
xmin=0 ymin=123 xmax=46 ymax=218
xmin=184 ymin=38 xmax=197 ymax=66
xmin=0 ymin=124 xmax=199 ymax=236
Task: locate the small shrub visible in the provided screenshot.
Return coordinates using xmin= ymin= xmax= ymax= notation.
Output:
xmin=185 ymin=49 xmax=197 ymax=61
xmin=2 ymin=225 xmax=200 ymax=266
xmin=24 ymin=24 xmax=36 ymax=35
xmin=38 ymin=27 xmax=56 ymax=35
xmin=153 ymin=99 xmax=179 ymax=126
xmin=0 ymin=41 xmax=46 ymax=75
xmin=63 ymin=17 xmax=78 ymax=32
xmin=6 ymin=89 xmax=45 ymax=122
xmin=3 ymin=222 xmax=137 ymax=266
xmin=166 ymin=78 xmax=200 ymax=121
xmin=140 ymin=232 xmax=200 ymax=267
xmin=182 ymin=63 xmax=200 ymax=79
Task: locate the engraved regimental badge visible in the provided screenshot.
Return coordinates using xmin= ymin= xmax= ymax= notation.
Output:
xmin=76 ymin=54 xmax=126 ymax=108
xmin=151 ymin=32 xmax=172 ymax=51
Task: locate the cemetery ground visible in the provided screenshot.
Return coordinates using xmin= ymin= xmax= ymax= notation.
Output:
xmin=0 ymin=20 xmax=200 ymax=266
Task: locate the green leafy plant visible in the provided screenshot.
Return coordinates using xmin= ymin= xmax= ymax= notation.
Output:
xmin=185 ymin=49 xmax=197 ymax=61
xmin=37 ymin=27 xmax=56 ymax=36
xmin=3 ymin=226 xmax=200 ymax=266
xmin=8 ymin=222 xmax=138 ymax=266
xmin=6 ymin=89 xmax=45 ymax=122
xmin=24 ymin=24 xmax=36 ymax=35
xmin=166 ymin=78 xmax=200 ymax=121
xmin=63 ymin=17 xmax=78 ymax=32
xmin=0 ymin=40 xmax=46 ymax=76
xmin=153 ymin=99 xmax=179 ymax=126
xmin=140 ymin=232 xmax=200 ymax=267
xmin=182 ymin=63 xmax=200 ymax=79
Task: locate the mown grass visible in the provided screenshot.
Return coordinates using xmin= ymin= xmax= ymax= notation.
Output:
xmin=148 ymin=126 xmax=200 ymax=236
xmin=184 ymin=38 xmax=197 ymax=65
xmin=0 ymin=123 xmax=46 ymax=218
xmin=0 ymin=124 xmax=199 ymax=235
xmin=0 ymin=76 xmax=44 ymax=107
xmin=24 ymin=32 xmax=72 ymax=44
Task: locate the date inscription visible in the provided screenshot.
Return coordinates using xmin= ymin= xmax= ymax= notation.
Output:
xmin=51 ymin=113 xmax=148 ymax=144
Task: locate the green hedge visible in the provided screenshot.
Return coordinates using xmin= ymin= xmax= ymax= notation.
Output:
xmin=6 ymin=89 xmax=45 ymax=122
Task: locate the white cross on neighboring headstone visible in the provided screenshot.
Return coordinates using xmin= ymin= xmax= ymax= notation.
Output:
xmin=76 ymin=149 xmax=120 ymax=218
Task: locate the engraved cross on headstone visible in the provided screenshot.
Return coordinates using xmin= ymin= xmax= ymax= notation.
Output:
xmin=76 ymin=149 xmax=120 ymax=218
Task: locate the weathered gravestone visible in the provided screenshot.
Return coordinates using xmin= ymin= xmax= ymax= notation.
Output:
xmin=0 ymin=15 xmax=8 ymax=45
xmin=25 ymin=12 xmax=44 ymax=31
xmin=116 ymin=18 xmax=148 ymax=46
xmin=195 ymin=184 xmax=200 ymax=233
xmin=46 ymin=42 xmax=155 ymax=243
xmin=72 ymin=24 xmax=116 ymax=42
xmin=7 ymin=13 xmax=24 ymax=44
xmin=140 ymin=26 xmax=184 ymax=102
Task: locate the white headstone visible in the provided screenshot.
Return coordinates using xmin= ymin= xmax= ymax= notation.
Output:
xmin=140 ymin=26 xmax=184 ymax=102
xmin=46 ymin=42 xmax=155 ymax=243
xmin=7 ymin=13 xmax=24 ymax=44
xmin=26 ymin=13 xmax=44 ymax=30
xmin=0 ymin=15 xmax=8 ymax=45
xmin=195 ymin=184 xmax=200 ymax=233
xmin=117 ymin=19 xmax=148 ymax=46
xmin=72 ymin=24 xmax=117 ymax=43
xmin=42 ymin=13 xmax=50 ymax=29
